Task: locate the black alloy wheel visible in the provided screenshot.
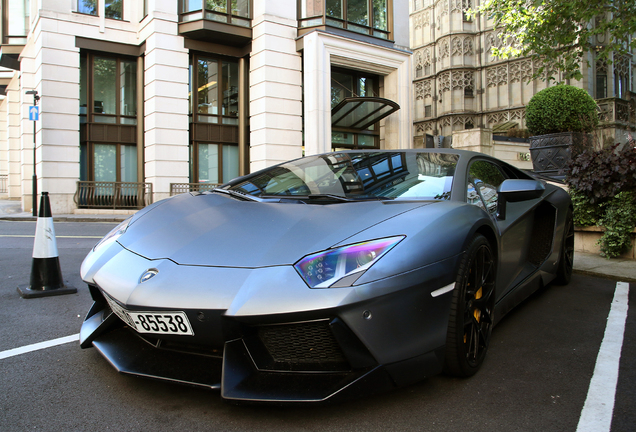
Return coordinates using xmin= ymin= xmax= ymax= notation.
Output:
xmin=444 ymin=235 xmax=496 ymax=377
xmin=554 ymin=208 xmax=574 ymax=285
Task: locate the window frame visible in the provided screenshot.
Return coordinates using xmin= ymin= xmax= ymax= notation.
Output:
xmin=298 ymin=0 xmax=392 ymax=41
xmin=188 ymin=53 xmax=241 ymax=184
xmin=79 ymin=51 xmax=141 ymax=183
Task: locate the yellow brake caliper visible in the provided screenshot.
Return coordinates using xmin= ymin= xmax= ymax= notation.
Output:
xmin=473 ymin=287 xmax=482 ymax=323
xmin=464 ymin=284 xmax=483 ymax=344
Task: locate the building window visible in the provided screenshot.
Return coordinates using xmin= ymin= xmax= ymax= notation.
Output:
xmin=425 ymin=105 xmax=432 ymax=118
xmin=331 ymin=67 xmax=381 ymax=150
xmin=300 ymin=0 xmax=390 ymax=40
xmin=79 ymin=52 xmax=139 ymax=183
xmin=596 ymin=58 xmax=608 ymax=99
xmin=188 ymin=54 xmax=240 ymax=184
xmin=181 ymin=0 xmax=250 ymax=27
xmin=2 ymin=0 xmax=29 ymax=44
xmin=105 ymin=0 xmax=123 ymax=19
xmin=92 ymin=56 xmax=137 ymax=124
xmin=77 ymin=0 xmax=98 ymax=15
xmin=596 ymin=73 xmax=607 ymax=99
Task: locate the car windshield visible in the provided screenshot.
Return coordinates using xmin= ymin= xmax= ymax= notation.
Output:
xmin=226 ymin=152 xmax=459 ymax=201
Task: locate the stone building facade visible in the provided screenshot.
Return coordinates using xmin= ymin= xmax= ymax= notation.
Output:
xmin=410 ymin=0 xmax=636 ymax=151
xmin=0 ymin=0 xmax=411 ymax=214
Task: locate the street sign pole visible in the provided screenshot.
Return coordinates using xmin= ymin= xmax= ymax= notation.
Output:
xmin=26 ymin=90 xmax=40 ymax=217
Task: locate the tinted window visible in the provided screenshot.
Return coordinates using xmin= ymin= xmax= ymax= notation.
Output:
xmin=467 ymin=160 xmax=506 ymax=215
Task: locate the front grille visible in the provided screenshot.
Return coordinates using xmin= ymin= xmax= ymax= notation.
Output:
xmin=257 ymin=320 xmax=346 ymax=365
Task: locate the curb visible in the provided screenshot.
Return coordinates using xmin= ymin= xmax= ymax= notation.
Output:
xmin=573 ymin=269 xmax=636 ymax=284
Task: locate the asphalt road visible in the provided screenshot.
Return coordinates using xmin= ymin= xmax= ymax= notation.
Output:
xmin=0 ymin=220 xmax=633 ymax=431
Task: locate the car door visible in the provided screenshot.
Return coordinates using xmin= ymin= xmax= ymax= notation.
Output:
xmin=466 ymin=159 xmax=539 ymax=301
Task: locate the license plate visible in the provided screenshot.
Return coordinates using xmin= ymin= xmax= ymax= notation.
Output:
xmin=103 ymin=293 xmax=194 ymax=336
xmin=128 ymin=311 xmax=194 ymax=336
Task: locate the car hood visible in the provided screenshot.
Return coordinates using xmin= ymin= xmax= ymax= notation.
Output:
xmin=118 ymin=192 xmax=431 ymax=267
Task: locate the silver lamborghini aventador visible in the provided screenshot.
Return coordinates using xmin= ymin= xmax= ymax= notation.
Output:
xmin=79 ymin=149 xmax=573 ymax=403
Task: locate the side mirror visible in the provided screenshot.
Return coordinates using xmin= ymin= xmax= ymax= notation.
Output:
xmin=496 ymin=179 xmax=545 ymax=220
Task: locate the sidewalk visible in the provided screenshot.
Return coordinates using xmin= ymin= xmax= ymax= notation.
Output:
xmin=0 ymin=199 xmax=129 ymax=223
xmin=1 ymin=198 xmax=634 ymax=282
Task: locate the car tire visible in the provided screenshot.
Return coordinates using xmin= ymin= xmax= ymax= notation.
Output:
xmin=554 ymin=208 xmax=574 ymax=285
xmin=444 ymin=234 xmax=496 ymax=378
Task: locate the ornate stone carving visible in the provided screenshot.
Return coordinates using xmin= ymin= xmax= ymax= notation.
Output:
xmin=423 ymin=10 xmax=430 ymax=26
xmin=616 ymin=100 xmax=630 ymax=122
xmin=416 ymin=81 xmax=432 ymax=100
xmin=439 ymin=71 xmax=451 ymax=92
xmin=423 ymin=48 xmax=432 ymax=66
xmin=452 ymin=36 xmax=473 ymax=56
xmin=485 ymin=32 xmax=505 ymax=62
xmin=486 ymin=65 xmax=508 ymax=88
xmin=423 ymin=79 xmax=432 ymax=98
xmin=437 ymin=0 xmax=449 ymax=29
xmin=416 ymin=121 xmax=435 ymax=133
xmin=452 ymin=115 xmax=474 ymax=128
xmin=463 ymin=37 xmax=474 ymax=56
xmin=414 ymin=13 xmax=423 ymax=30
xmin=520 ymin=59 xmax=533 ymax=81
xmin=440 ymin=39 xmax=450 ymax=59
xmin=451 ymin=70 xmax=474 ymax=91
xmin=487 ymin=111 xmax=509 ymax=125
xmin=510 ymin=109 xmax=525 ymax=120
xmin=597 ymin=102 xmax=613 ymax=122
xmin=452 ymin=37 xmax=462 ymax=57
xmin=451 ymin=0 xmax=463 ymax=14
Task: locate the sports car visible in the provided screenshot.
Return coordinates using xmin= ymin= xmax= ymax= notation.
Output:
xmin=79 ymin=149 xmax=574 ymax=403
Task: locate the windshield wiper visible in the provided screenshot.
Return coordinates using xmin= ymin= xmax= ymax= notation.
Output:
xmin=261 ymin=193 xmax=394 ymax=202
xmin=211 ymin=188 xmax=260 ymax=202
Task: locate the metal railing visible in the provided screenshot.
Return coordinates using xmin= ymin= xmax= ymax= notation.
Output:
xmin=170 ymin=182 xmax=220 ymax=196
xmin=74 ymin=181 xmax=153 ymax=209
xmin=0 ymin=174 xmax=7 ymax=193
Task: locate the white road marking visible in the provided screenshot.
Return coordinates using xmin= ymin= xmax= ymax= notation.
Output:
xmin=0 ymin=334 xmax=79 ymax=360
xmin=576 ymin=282 xmax=630 ymax=432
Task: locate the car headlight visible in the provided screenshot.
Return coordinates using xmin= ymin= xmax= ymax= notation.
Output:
xmin=93 ymin=217 xmax=132 ymax=252
xmin=294 ymin=236 xmax=405 ymax=288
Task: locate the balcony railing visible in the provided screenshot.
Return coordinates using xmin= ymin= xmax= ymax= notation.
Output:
xmin=74 ymin=181 xmax=153 ymax=210
xmin=0 ymin=174 xmax=7 ymax=193
xmin=170 ymin=182 xmax=220 ymax=196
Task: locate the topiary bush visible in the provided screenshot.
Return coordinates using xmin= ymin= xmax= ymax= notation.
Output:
xmin=526 ymin=85 xmax=599 ymax=136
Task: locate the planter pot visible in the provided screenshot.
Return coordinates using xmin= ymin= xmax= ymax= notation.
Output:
xmin=529 ymin=132 xmax=591 ymax=176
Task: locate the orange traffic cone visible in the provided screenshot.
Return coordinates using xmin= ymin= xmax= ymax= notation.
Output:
xmin=17 ymin=192 xmax=77 ymax=299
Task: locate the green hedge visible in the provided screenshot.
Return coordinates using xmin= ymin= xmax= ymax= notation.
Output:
xmin=526 ymin=85 xmax=598 ymax=136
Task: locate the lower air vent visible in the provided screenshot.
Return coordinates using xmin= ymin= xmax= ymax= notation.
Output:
xmin=257 ymin=320 xmax=347 ymax=365
xmin=527 ymin=202 xmax=556 ymax=266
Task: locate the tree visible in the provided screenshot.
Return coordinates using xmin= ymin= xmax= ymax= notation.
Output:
xmin=470 ymin=0 xmax=636 ymax=82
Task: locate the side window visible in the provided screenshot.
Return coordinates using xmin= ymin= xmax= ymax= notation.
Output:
xmin=467 ymin=160 xmax=506 ymax=215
